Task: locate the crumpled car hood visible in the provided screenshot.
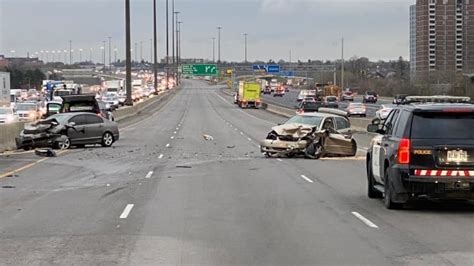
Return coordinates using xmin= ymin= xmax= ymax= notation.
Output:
xmin=271 ymin=123 xmax=315 ymax=138
xmin=22 ymin=119 xmax=63 ymax=135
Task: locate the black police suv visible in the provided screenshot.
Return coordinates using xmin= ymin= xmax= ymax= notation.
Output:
xmin=366 ymin=96 xmax=474 ymax=209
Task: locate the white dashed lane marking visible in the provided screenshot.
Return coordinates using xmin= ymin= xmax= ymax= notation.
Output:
xmin=119 ymin=204 xmax=134 ymax=219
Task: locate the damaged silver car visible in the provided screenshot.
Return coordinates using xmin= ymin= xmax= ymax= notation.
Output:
xmin=260 ymin=108 xmax=357 ymax=159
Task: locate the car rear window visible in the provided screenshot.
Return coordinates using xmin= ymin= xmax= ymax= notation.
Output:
xmin=303 ymin=102 xmax=319 ymax=108
xmin=411 ymin=112 xmax=474 ymax=139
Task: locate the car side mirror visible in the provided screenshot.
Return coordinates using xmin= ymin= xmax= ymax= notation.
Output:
xmin=371 ymin=118 xmax=381 ymax=125
xmin=67 ymin=122 xmax=76 ymax=127
xmin=367 ymin=124 xmax=379 ymax=133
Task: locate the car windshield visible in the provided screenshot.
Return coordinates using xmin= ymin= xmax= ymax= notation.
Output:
xmin=47 ymin=114 xmax=71 ymax=124
xmin=411 ymin=112 xmax=474 ymax=139
xmin=15 ymin=104 xmax=36 ymax=111
xmin=285 ymin=115 xmax=323 ymax=127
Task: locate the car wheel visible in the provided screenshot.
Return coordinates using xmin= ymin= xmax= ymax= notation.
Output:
xmin=350 ymin=140 xmax=357 ymax=156
xmin=305 ymin=142 xmax=323 ymax=159
xmin=101 ymin=132 xmax=114 ymax=147
xmin=56 ymin=136 xmax=71 ymax=150
xmin=367 ymin=159 xmax=383 ymax=199
xmin=384 ymin=170 xmax=404 ymax=209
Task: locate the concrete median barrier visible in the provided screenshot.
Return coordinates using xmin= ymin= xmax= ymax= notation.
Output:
xmin=0 ymin=122 xmax=26 ymax=152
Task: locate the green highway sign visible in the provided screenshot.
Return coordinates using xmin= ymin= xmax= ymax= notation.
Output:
xmin=181 ymin=64 xmax=218 ymax=76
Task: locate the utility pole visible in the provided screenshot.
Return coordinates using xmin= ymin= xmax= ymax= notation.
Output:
xmin=244 ymin=33 xmax=248 ymax=63
xmin=212 ymin=37 xmax=215 ymax=63
xmin=69 ymin=40 xmax=72 ymax=64
xmin=217 ymin=26 xmax=222 ymax=63
xmin=177 ymin=21 xmax=182 ymax=85
xmin=108 ymin=37 xmax=112 ymax=69
xmin=125 ymin=0 xmax=132 ymax=105
xmin=166 ymin=0 xmax=169 ymax=89
xmin=341 ymin=37 xmax=344 ymax=89
xmin=153 ymin=0 xmax=158 ymax=93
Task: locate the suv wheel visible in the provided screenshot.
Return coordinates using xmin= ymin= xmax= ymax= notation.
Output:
xmin=367 ymin=160 xmax=383 ymax=199
xmin=384 ymin=170 xmax=404 ymax=209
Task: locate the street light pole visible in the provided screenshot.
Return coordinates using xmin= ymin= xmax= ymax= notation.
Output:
xmin=140 ymin=41 xmax=143 ymax=62
xmin=114 ymin=46 xmax=118 ymax=63
xmin=172 ymin=0 xmax=175 ymax=64
xmin=79 ymin=48 xmax=83 ymax=62
xmin=244 ymin=33 xmax=248 ymax=63
xmin=102 ymin=40 xmax=106 ymax=67
xmin=174 ymin=11 xmax=180 ymax=67
xmin=108 ymin=36 xmax=112 ymax=69
xmin=217 ymin=26 xmax=222 ymax=63
xmin=134 ymin=42 xmax=138 ymax=62
xmin=153 ymin=0 xmax=158 ymax=93
xmin=69 ymin=40 xmax=72 ymax=64
xmin=166 ymin=0 xmax=169 ymax=89
xmin=125 ymin=0 xmax=132 ymax=105
xmin=177 ymin=21 xmax=183 ymax=82
xmin=341 ymin=37 xmax=344 ymax=89
xmin=212 ymin=37 xmax=215 ymax=63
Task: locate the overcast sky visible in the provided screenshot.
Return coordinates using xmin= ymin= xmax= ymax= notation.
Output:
xmin=0 ymin=0 xmax=414 ymax=63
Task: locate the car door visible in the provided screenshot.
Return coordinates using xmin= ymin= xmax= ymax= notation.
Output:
xmin=324 ymin=116 xmax=354 ymax=155
xmin=67 ymin=114 xmax=87 ymax=144
xmin=377 ymin=109 xmax=400 ymax=184
xmin=83 ymin=114 xmax=105 ymax=143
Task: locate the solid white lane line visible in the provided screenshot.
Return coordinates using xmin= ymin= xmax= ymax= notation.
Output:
xmin=171 ymin=136 xmax=174 ymax=139
xmin=145 ymin=171 xmax=154 ymax=178
xmin=300 ymin=175 xmax=314 ymax=183
xmin=120 ymin=204 xmax=134 ymax=219
xmin=158 ymin=154 xmax=164 ymax=159
xmin=166 ymin=143 xmax=170 ymax=148
xmin=351 ymin=212 xmax=379 ymax=229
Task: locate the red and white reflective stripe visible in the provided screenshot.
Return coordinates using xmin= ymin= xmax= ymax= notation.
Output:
xmin=414 ymin=170 xmax=474 ymax=177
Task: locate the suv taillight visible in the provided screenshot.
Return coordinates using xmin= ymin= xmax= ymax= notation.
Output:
xmin=398 ymin=138 xmax=411 ymax=164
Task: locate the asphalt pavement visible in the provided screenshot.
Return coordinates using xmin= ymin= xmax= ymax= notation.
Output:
xmin=261 ymin=88 xmax=393 ymax=118
xmin=0 ymin=80 xmax=473 ymax=265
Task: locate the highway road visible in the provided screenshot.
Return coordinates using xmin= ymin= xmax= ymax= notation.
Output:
xmin=262 ymin=88 xmax=393 ymax=118
xmin=1 ymin=80 xmax=473 ymax=265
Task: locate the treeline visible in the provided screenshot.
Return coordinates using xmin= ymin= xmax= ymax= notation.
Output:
xmin=4 ymin=67 xmax=46 ymax=90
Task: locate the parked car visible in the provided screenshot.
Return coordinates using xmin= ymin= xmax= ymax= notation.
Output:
xmin=346 ymin=103 xmax=367 ymax=117
xmin=0 ymin=107 xmax=19 ymax=124
xmin=16 ymin=112 xmax=120 ymax=150
xmin=260 ymin=108 xmax=356 ymax=159
xmin=363 ymin=91 xmax=378 ymax=103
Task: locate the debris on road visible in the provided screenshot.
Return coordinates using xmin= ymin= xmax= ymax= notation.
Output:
xmin=176 ymin=165 xmax=192 ymax=169
xmin=35 ymin=148 xmax=56 ymax=157
xmin=2 ymin=185 xmax=16 ymax=189
xmin=227 ymin=145 xmax=235 ymax=149
xmin=203 ymin=134 xmax=214 ymax=141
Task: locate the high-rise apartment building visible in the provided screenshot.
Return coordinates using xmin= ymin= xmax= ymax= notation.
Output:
xmin=410 ymin=4 xmax=417 ymax=77
xmin=411 ymin=0 xmax=474 ymax=78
